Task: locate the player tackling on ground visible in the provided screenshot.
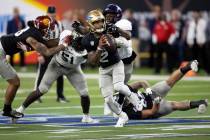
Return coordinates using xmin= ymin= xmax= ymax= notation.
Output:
xmin=116 ymin=60 xmax=208 ymax=120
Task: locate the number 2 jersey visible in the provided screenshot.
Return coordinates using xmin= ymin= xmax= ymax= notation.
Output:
xmin=0 ymin=27 xmax=47 ymax=55
xmin=55 ymin=30 xmax=87 ymax=68
xmin=81 ymin=32 xmax=120 ymax=68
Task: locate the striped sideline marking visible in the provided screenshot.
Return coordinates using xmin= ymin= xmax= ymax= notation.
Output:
xmin=0 ymin=114 xmax=210 ymax=127
xmin=16 ymin=73 xmax=210 ymax=81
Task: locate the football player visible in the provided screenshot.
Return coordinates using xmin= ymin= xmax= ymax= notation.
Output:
xmin=103 ymin=4 xmax=137 ymax=115
xmin=14 ymin=30 xmax=97 ymax=123
xmin=0 ymin=15 xmax=67 ymax=118
xmin=81 ymin=9 xmax=143 ymax=127
xmin=34 ymin=6 xmax=67 ymax=103
xmin=118 ymin=60 xmax=208 ymax=120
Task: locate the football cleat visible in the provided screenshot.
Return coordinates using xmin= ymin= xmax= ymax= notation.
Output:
xmin=81 ymin=115 xmax=99 ymax=123
xmin=115 ymin=111 xmax=128 ymax=127
xmin=2 ymin=110 xmax=24 ymax=118
xmin=57 ymin=97 xmax=69 ymax=103
xmin=190 ymin=60 xmax=198 ymax=72
xmin=198 ymin=99 xmax=208 ymax=114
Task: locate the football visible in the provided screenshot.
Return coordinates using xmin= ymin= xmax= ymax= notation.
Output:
xmin=101 ymin=34 xmax=117 ymax=52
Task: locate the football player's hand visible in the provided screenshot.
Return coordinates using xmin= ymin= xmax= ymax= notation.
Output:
xmin=145 ymin=88 xmax=153 ymax=95
xmin=17 ymin=42 xmax=31 ymax=51
xmin=107 ymin=24 xmax=118 ymax=34
xmin=153 ymin=96 xmax=162 ymax=104
xmin=98 ymin=35 xmax=109 ymax=50
xmin=61 ymin=35 xmax=73 ymax=47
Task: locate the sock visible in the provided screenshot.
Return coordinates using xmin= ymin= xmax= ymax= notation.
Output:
xmin=190 ymin=100 xmax=206 ymax=109
xmin=180 ymin=63 xmax=191 ymax=74
xmin=23 ymin=89 xmax=43 ymax=108
xmin=16 ymin=105 xmax=25 ymax=113
xmin=3 ymin=104 xmax=12 ymax=112
xmin=81 ymin=96 xmax=90 ymax=114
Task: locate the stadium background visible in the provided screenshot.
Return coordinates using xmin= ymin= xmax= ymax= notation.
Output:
xmin=0 ymin=1 xmax=210 ymax=139
xmin=1 ymin=0 xmax=210 ymax=69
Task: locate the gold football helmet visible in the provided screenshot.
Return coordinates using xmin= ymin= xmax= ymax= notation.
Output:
xmin=86 ymin=9 xmax=106 ymax=33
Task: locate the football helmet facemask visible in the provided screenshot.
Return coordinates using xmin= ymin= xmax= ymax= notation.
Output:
xmin=86 ymin=10 xmax=106 ymax=33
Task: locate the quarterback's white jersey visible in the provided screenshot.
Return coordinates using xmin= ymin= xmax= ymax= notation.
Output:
xmin=115 ymin=19 xmax=133 ymax=59
xmin=55 ymin=30 xmax=87 ymax=68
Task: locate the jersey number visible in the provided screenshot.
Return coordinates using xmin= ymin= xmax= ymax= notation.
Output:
xmin=100 ymin=51 xmax=108 ymax=63
xmin=14 ymin=27 xmax=29 ymax=37
xmin=61 ymin=51 xmax=74 ymax=64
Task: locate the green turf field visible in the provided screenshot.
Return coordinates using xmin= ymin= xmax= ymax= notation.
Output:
xmin=0 ymin=70 xmax=210 ymax=140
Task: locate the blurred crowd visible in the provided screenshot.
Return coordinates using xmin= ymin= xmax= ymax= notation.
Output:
xmin=6 ymin=5 xmax=210 ymax=75
xmin=61 ymin=7 xmax=210 ymax=75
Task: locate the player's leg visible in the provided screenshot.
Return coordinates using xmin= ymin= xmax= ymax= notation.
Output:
xmin=56 ymin=75 xmax=69 ymax=103
xmin=66 ymin=66 xmax=94 ymax=122
xmin=0 ymin=49 xmax=20 ymax=118
xmin=153 ymin=99 xmax=208 ymax=118
xmin=15 ymin=59 xmax=61 ymax=115
xmin=171 ymin=99 xmax=208 ymax=113
xmin=113 ymin=61 xmax=143 ymax=111
xmin=33 ymin=56 xmax=52 ymax=103
xmin=124 ymin=63 xmax=133 ymax=83
xmin=166 ymin=60 xmax=198 ymax=87
xmin=151 ymin=60 xmax=199 ymax=98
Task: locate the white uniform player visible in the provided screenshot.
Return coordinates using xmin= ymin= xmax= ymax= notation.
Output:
xmin=115 ymin=19 xmax=134 ymax=83
xmin=16 ymin=30 xmax=96 ymax=123
xmin=103 ymin=19 xmax=137 ymax=116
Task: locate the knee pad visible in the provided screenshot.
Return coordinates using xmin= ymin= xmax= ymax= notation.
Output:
xmin=113 ymin=82 xmax=124 ymax=92
xmin=38 ymin=84 xmax=49 ymax=94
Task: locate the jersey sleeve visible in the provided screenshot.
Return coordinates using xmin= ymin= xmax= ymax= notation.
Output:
xmin=59 ymin=30 xmax=72 ymax=45
xmin=115 ymin=36 xmax=129 ymax=48
xmin=115 ymin=19 xmax=132 ymax=31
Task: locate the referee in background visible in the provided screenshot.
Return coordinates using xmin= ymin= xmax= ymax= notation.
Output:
xmin=35 ymin=6 xmax=69 ymax=103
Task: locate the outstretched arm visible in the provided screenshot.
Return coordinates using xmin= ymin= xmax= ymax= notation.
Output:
xmin=118 ymin=28 xmax=131 ymax=40
xmin=129 ymin=80 xmax=150 ymax=91
xmin=26 ymin=37 xmax=65 ymax=57
xmin=141 ymin=103 xmax=159 ymax=119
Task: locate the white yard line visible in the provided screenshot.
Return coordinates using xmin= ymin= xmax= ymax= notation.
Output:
xmin=16 ymin=73 xmax=210 ymax=81
xmin=0 ymin=92 xmax=209 ymax=101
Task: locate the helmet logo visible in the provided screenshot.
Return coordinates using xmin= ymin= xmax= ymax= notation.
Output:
xmin=43 ymin=18 xmax=50 ymax=26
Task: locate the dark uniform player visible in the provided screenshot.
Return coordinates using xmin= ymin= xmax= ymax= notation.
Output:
xmin=81 ymin=9 xmax=143 ymax=127
xmin=119 ymin=60 xmax=208 ymax=119
xmin=0 ymin=15 xmax=67 ymax=118
xmin=34 ymin=6 xmax=67 ymax=103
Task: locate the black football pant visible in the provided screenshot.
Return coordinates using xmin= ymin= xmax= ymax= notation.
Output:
xmin=154 ymin=42 xmax=174 ymax=74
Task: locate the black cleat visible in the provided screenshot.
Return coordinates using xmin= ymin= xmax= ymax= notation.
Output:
xmin=2 ymin=110 xmax=24 ymax=118
xmin=57 ymin=97 xmax=69 ymax=103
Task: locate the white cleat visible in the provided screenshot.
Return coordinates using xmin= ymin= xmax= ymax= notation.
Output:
xmin=198 ymin=99 xmax=208 ymax=114
xmin=81 ymin=115 xmax=99 ymax=123
xmin=115 ymin=112 xmax=128 ymax=127
xmin=190 ymin=60 xmax=199 ymax=72
xmin=104 ymin=102 xmax=112 ymax=116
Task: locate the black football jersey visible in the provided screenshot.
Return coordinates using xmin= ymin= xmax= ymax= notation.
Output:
xmin=0 ymin=27 xmax=47 ymax=55
xmin=81 ymin=32 xmax=120 ymax=68
xmin=122 ymin=86 xmax=153 ymax=120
